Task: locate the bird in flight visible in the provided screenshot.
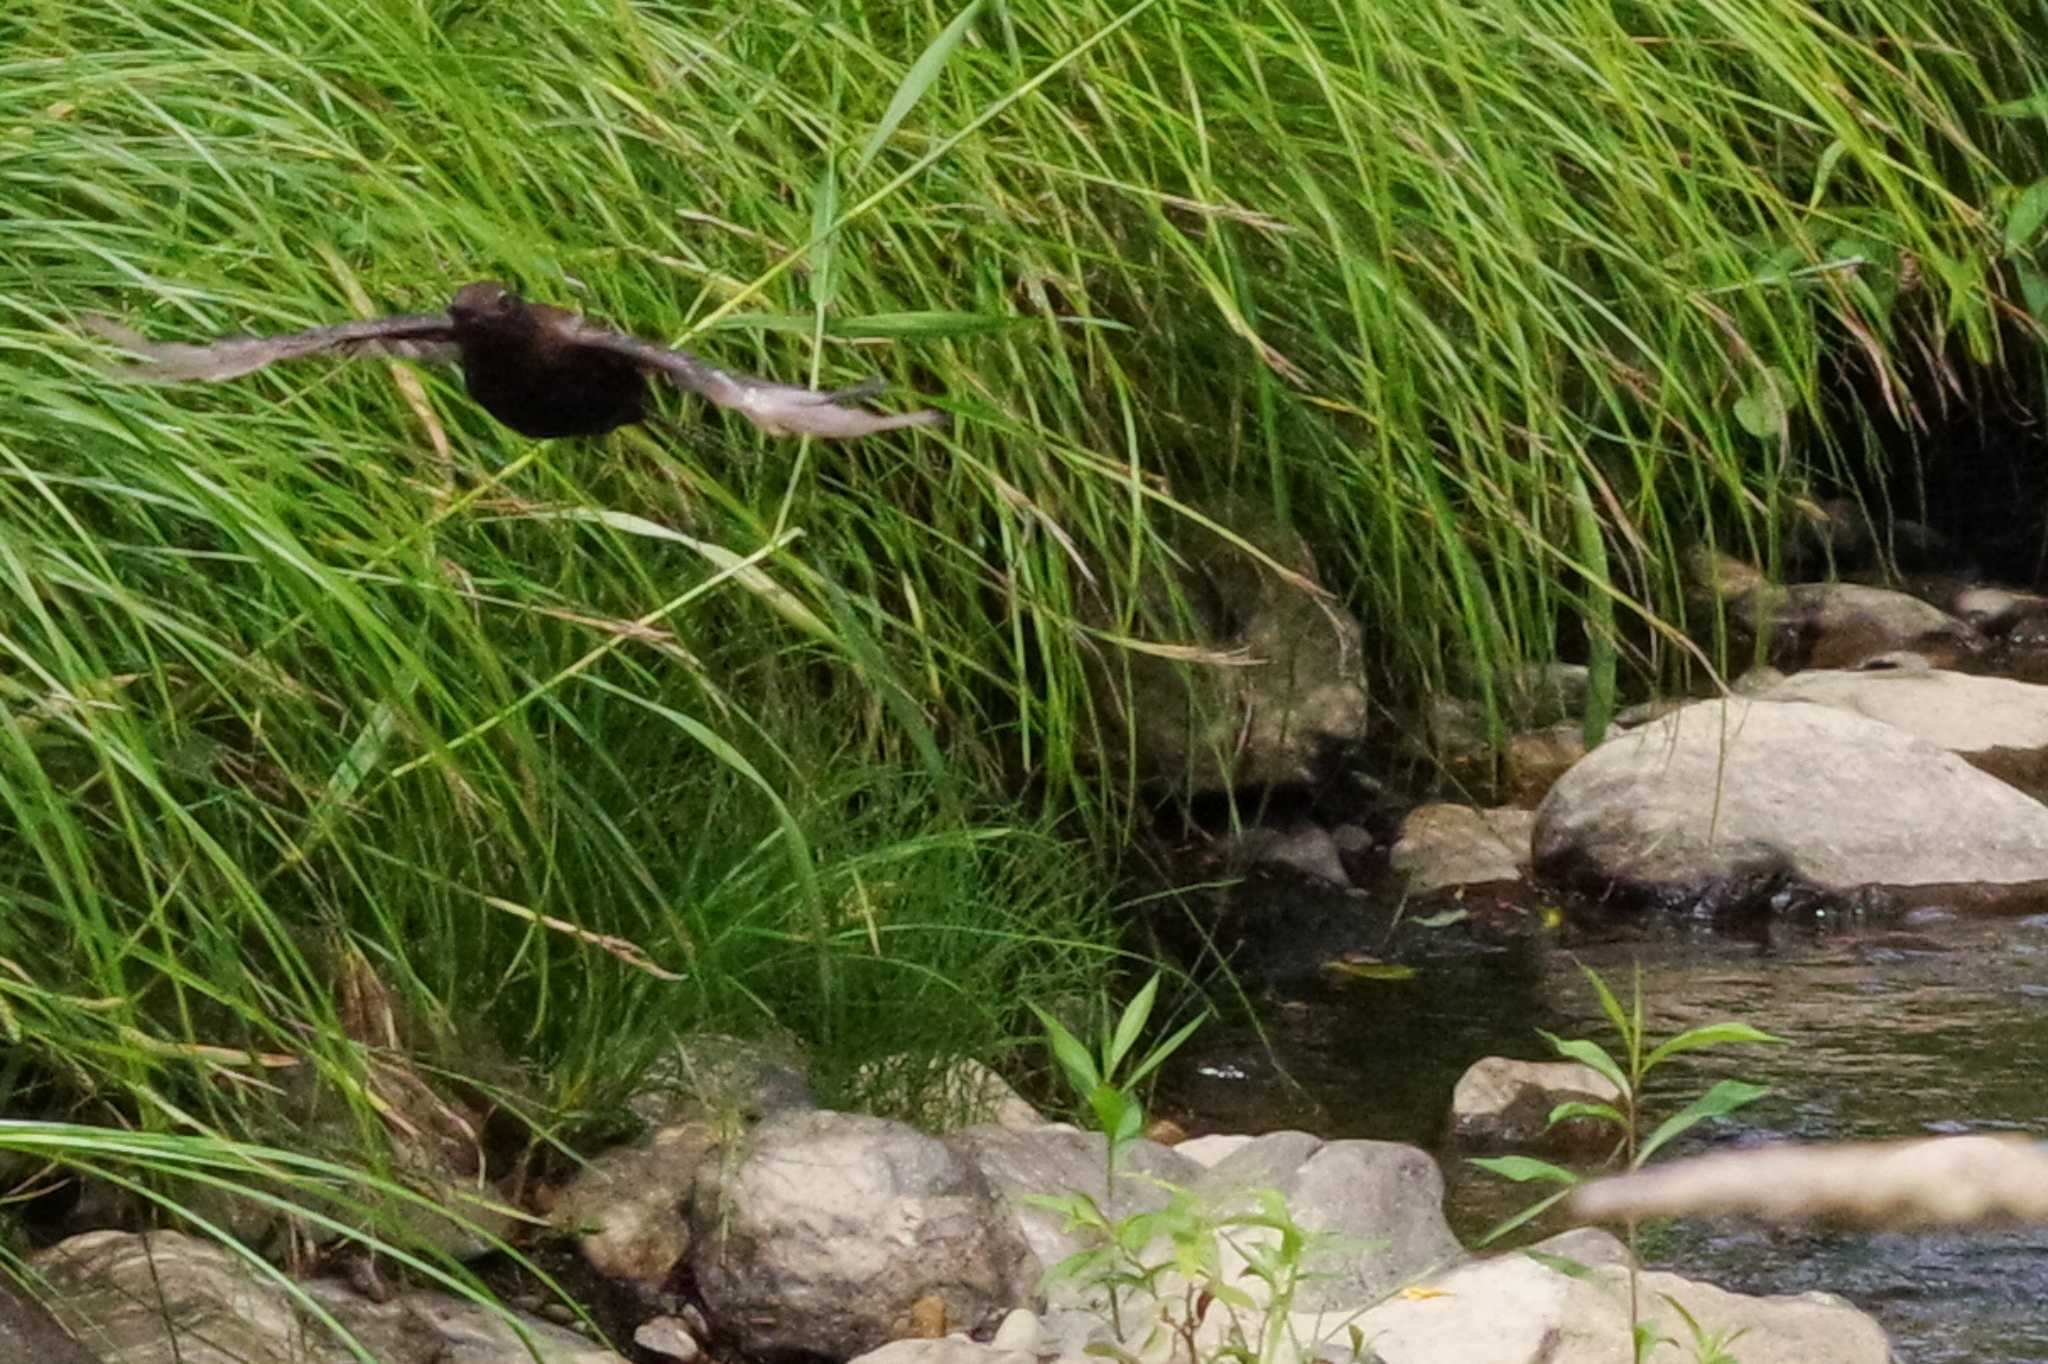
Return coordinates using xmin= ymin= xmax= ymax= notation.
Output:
xmin=84 ymin=281 xmax=949 ymax=441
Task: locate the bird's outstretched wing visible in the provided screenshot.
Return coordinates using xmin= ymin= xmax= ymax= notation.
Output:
xmin=82 ymin=313 xmax=459 ymax=383
xmin=559 ymin=318 xmax=948 ymax=440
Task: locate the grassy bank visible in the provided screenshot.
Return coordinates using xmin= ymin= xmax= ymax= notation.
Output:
xmin=1 ymin=0 xmax=2044 ymax=1219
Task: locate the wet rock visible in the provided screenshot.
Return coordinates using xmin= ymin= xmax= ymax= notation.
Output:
xmin=1445 ymin=1056 xmax=1621 ymax=1156
xmin=1227 ymin=822 xmax=1350 ymax=886
xmin=1534 ymin=697 xmax=2048 ymax=914
xmin=947 ymin=1124 xmax=1201 ymax=1312
xmin=1190 ymin=1132 xmax=1463 ymax=1309
xmin=1757 ymin=667 xmax=2048 ymax=798
xmin=1751 ymin=582 xmax=1981 ymax=671
xmin=1687 ymin=549 xmax=1982 ymax=671
xmin=627 ymin=1033 xmax=813 ymax=1128
xmin=1089 ymin=505 xmax=1368 ymax=796
xmin=31 ymin=1230 xmax=623 ymax=1364
xmin=1391 ymin=805 xmax=1536 ymax=893
xmin=551 ymin=1122 xmax=716 ymax=1286
xmin=685 ymin=1111 xmax=1037 ymax=1361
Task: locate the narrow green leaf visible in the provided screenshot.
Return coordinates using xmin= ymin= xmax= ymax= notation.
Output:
xmin=1579 ymin=965 xmax=1630 ymax=1043
xmin=2020 ymin=262 xmax=2048 ymax=326
xmin=1804 ymin=138 xmax=1849 ymax=210
xmin=1548 ymin=1100 xmax=1626 ymax=1128
xmin=2007 ymin=179 xmax=2048 ymax=255
xmin=1467 ymin=1154 xmax=1580 ymax=1185
xmin=1523 ymin=1249 xmax=1595 ymax=1280
xmin=1122 ymin=1011 xmax=1208 ymax=1089
xmin=1643 ymin=1022 xmax=1786 ymax=1071
xmin=1106 ymin=973 xmax=1160 ymax=1076
xmin=1538 ymin=1030 xmax=1629 ymax=1099
xmin=1030 ymin=1004 xmax=1101 ymax=1098
xmin=1472 ymin=1184 xmax=1574 ymax=1246
xmin=1636 ymin=1080 xmax=1772 ymax=1167
xmin=855 ymin=1 xmax=984 ymax=176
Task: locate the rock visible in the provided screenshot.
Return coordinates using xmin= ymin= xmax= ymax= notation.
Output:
xmin=1390 ymin=805 xmax=1536 ymax=893
xmin=1757 ymin=667 xmax=2048 ymax=798
xmin=1343 ymin=1228 xmax=1890 ymax=1364
xmin=1501 ymin=723 xmax=1587 ymax=808
xmin=1173 ymin=1134 xmax=1253 ymax=1169
xmin=1949 ymin=584 xmax=2048 ymax=635
xmin=0 ymin=1280 xmax=100 ymax=1364
xmin=1535 ymin=697 xmax=2048 ymax=913
xmin=1090 ymin=505 xmax=1368 ymax=796
xmin=948 ymin=1123 xmax=1203 ymax=1311
xmin=551 ymin=1121 xmax=716 ymax=1286
xmin=1746 ymin=581 xmax=1981 ymax=671
xmin=304 ymin=1278 xmax=625 ymax=1363
xmin=1228 ymin=822 xmax=1350 ymax=886
xmin=987 ymin=1307 xmax=1042 ymax=1352
xmin=30 ymin=1230 xmax=623 ymax=1364
xmin=1506 ymin=663 xmax=1592 ymax=724
xmin=1190 ymin=1133 xmax=1463 ymax=1310
xmin=686 ymin=1111 xmax=1038 ymax=1361
xmin=1445 ymin=1057 xmax=1621 ymax=1156
xmin=628 ymin=1033 xmax=813 ymax=1128
xmin=633 ymin=1316 xmax=702 ymax=1363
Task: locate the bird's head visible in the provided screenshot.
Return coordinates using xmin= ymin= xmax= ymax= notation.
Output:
xmin=449 ymin=281 xmax=526 ymax=328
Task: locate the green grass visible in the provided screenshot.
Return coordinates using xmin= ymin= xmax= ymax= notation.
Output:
xmin=0 ymin=0 xmax=2044 ymax=1268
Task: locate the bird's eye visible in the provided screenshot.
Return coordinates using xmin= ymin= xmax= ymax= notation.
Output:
xmin=494 ymin=292 xmax=518 ymax=313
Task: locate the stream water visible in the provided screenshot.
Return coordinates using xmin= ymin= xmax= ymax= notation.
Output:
xmin=1162 ymin=908 xmax=2048 ymax=1362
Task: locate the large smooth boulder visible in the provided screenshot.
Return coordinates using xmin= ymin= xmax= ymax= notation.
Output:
xmin=1534 ymin=697 xmax=2048 ymax=912
xmin=1758 ymin=666 xmax=2048 ymax=798
xmin=686 ymin=1111 xmax=1038 ymax=1361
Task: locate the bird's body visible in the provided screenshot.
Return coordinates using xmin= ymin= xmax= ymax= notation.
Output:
xmin=85 ymin=281 xmax=948 ymax=442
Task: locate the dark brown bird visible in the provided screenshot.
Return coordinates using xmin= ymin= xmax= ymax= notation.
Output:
xmin=84 ymin=281 xmax=949 ymax=441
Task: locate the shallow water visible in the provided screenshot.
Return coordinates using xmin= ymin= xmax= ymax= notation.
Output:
xmin=1163 ymin=910 xmax=2048 ymax=1362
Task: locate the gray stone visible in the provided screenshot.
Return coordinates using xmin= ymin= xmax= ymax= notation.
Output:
xmin=1231 ymin=823 xmax=1350 ymax=885
xmin=1758 ymin=668 xmax=2048 ymax=797
xmin=1191 ymin=1133 xmax=1463 ymax=1310
xmin=1390 ymin=805 xmax=1535 ymax=893
xmin=551 ymin=1121 xmax=716 ymax=1285
xmin=1536 ymin=697 xmax=2048 ymax=910
xmin=948 ymin=1123 xmax=1203 ymax=1310
xmin=1445 ymin=1057 xmax=1621 ymax=1155
xmin=687 ymin=1111 xmax=1038 ymax=1361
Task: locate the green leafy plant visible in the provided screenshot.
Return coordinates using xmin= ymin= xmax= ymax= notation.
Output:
xmin=1472 ymin=963 xmax=1784 ymax=1362
xmin=1026 ymin=978 xmax=1383 ymax=1364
